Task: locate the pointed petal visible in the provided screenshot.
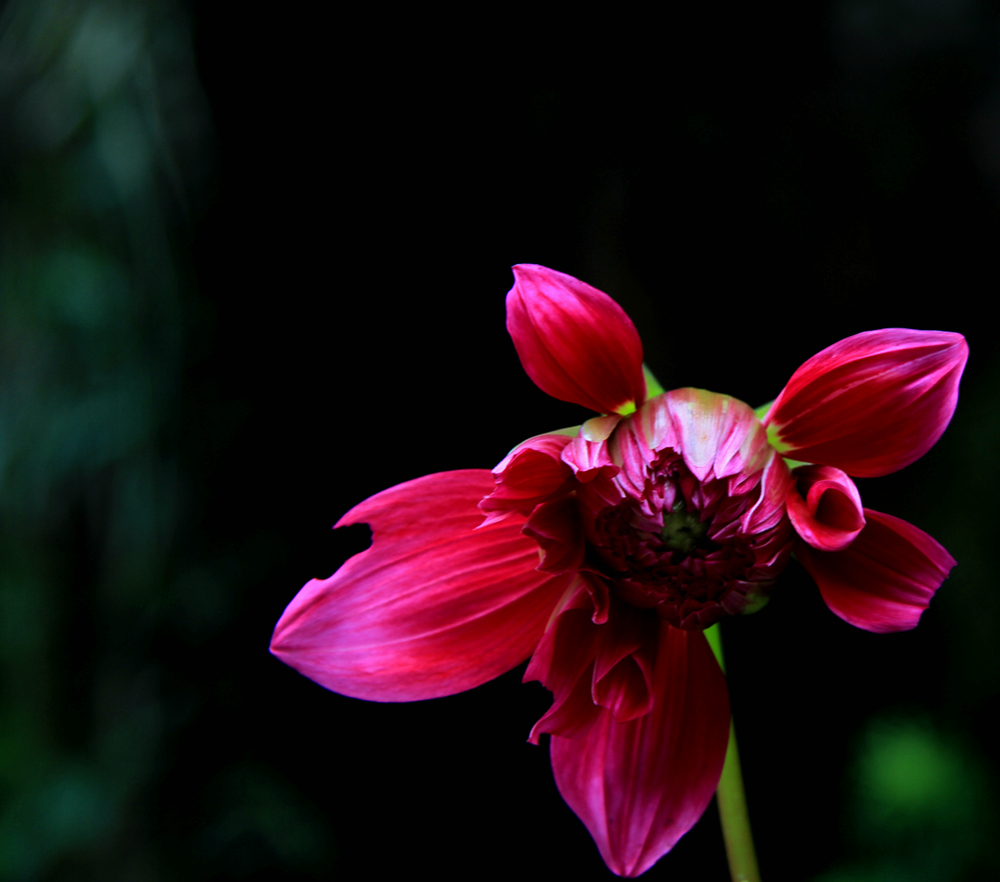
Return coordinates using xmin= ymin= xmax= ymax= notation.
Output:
xmin=507 ymin=264 xmax=646 ymax=415
xmin=551 ymin=624 xmax=730 ymax=877
xmin=270 ymin=470 xmax=567 ymax=701
xmin=796 ymin=508 xmax=956 ymax=632
xmin=786 ymin=464 xmax=866 ymax=551
xmin=766 ymin=330 xmax=968 ymax=477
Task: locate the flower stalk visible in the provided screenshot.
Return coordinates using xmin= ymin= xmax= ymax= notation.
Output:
xmin=706 ymin=625 xmax=762 ymax=882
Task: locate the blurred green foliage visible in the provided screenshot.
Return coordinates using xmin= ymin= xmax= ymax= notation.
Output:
xmin=814 ymin=713 xmax=997 ymax=882
xmin=0 ymin=2 xmax=332 ymax=878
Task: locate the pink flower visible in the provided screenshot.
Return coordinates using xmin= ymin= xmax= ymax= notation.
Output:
xmin=271 ymin=265 xmax=967 ymax=877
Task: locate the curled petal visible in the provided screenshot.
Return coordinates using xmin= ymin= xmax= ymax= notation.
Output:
xmin=507 ymin=264 xmax=646 ymax=415
xmin=550 ymin=624 xmax=730 ymax=877
xmin=786 ymin=464 xmax=865 ymax=551
xmin=766 ymin=329 xmax=968 ymax=477
xmin=741 ymin=450 xmax=793 ymax=535
xmin=591 ymin=610 xmax=656 ymax=723
xmin=270 ymin=470 xmax=568 ymax=701
xmin=796 ymin=508 xmax=956 ymax=632
xmin=526 ymin=582 xmax=657 ymax=742
xmin=480 ymin=433 xmax=575 ymax=522
xmin=525 ymin=577 xmax=605 ymax=743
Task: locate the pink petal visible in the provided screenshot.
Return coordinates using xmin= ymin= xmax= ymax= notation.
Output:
xmin=270 ymin=470 xmax=568 ymax=701
xmin=507 ymin=264 xmax=646 ymax=415
xmin=796 ymin=508 xmax=956 ymax=632
xmin=786 ymin=464 xmax=865 ymax=551
xmin=664 ymin=388 xmax=772 ymax=483
xmin=550 ymin=623 xmax=730 ymax=877
xmin=562 ymin=432 xmax=620 ymax=486
xmin=766 ymin=329 xmax=968 ymax=477
xmin=740 ymin=450 xmax=794 ymax=535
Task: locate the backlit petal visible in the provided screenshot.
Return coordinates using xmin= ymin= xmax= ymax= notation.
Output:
xmin=270 ymin=470 xmax=567 ymax=701
xmin=507 ymin=264 xmax=646 ymax=415
xmin=550 ymin=623 xmax=730 ymax=877
xmin=766 ymin=329 xmax=968 ymax=477
xmin=796 ymin=508 xmax=956 ymax=632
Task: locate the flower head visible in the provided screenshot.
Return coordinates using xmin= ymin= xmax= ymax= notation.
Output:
xmin=271 ymin=265 xmax=966 ymax=876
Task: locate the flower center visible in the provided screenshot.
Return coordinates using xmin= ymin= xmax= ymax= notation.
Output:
xmin=581 ymin=446 xmax=792 ymax=630
xmin=660 ymin=501 xmax=713 ymax=555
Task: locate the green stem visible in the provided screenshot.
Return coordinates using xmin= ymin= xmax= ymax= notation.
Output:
xmin=704 ymin=625 xmax=762 ymax=882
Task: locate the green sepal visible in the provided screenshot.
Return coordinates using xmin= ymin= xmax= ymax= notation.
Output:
xmin=643 ymin=364 xmax=666 ymax=399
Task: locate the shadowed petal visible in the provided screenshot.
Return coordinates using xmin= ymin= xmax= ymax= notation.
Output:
xmin=766 ymin=329 xmax=968 ymax=477
xmin=270 ymin=470 xmax=568 ymax=701
xmin=525 ymin=578 xmax=604 ymax=743
xmin=550 ymin=623 xmax=730 ymax=877
xmin=480 ymin=433 xmax=575 ymax=522
xmin=591 ymin=609 xmax=656 ymax=723
xmin=507 ymin=264 xmax=646 ymax=415
xmin=523 ymin=496 xmax=586 ymax=574
xmin=796 ymin=508 xmax=956 ymax=632
xmin=786 ymin=464 xmax=865 ymax=551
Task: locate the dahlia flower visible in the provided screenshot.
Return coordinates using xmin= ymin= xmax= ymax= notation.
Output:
xmin=271 ymin=264 xmax=967 ymax=877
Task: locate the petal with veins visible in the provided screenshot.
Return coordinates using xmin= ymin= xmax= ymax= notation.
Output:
xmin=551 ymin=623 xmax=730 ymax=878
xmin=507 ymin=264 xmax=646 ymax=415
xmin=270 ymin=470 xmax=567 ymax=701
xmin=766 ymin=329 xmax=968 ymax=477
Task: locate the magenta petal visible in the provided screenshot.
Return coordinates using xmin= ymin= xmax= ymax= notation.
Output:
xmin=786 ymin=464 xmax=865 ymax=551
xmin=270 ymin=470 xmax=567 ymax=701
xmin=550 ymin=624 xmax=730 ymax=877
xmin=507 ymin=264 xmax=646 ymax=415
xmin=796 ymin=508 xmax=956 ymax=633
xmin=766 ymin=329 xmax=968 ymax=477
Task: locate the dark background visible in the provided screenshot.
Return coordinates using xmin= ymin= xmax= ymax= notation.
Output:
xmin=1 ymin=1 xmax=998 ymax=879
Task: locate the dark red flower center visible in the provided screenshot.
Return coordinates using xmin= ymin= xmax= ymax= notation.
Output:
xmin=581 ymin=448 xmax=792 ymax=630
